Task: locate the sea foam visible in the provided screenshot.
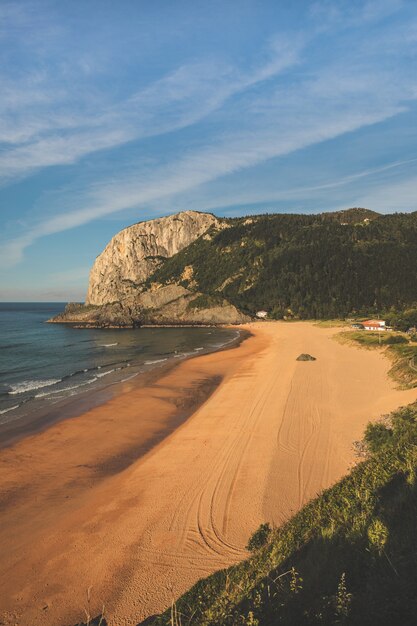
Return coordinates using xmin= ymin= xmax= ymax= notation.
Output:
xmin=8 ymin=379 xmax=61 ymax=395
xmin=0 ymin=404 xmax=19 ymax=415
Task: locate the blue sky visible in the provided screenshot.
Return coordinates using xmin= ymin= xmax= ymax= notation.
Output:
xmin=0 ymin=0 xmax=416 ymax=301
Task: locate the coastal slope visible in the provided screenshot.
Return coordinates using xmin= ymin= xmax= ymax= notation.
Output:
xmin=0 ymin=322 xmax=416 ymax=626
xmin=50 ymin=208 xmax=417 ymax=327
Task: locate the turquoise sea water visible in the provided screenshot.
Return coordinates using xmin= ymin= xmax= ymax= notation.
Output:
xmin=0 ymin=303 xmax=238 ymax=431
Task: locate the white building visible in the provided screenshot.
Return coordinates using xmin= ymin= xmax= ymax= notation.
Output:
xmin=256 ymin=310 xmax=268 ymax=319
xmin=362 ymin=319 xmax=386 ymax=331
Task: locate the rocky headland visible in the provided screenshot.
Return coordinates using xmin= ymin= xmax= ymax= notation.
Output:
xmin=49 ymin=207 xmax=417 ymax=327
xmin=49 ymin=210 xmax=250 ymax=327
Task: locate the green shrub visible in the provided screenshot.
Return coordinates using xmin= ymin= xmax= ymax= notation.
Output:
xmin=246 ymin=523 xmax=272 ymax=552
xmin=367 ymin=519 xmax=388 ymax=554
xmin=385 ymin=335 xmax=408 ymax=344
xmin=364 ymin=422 xmax=393 ymax=453
xmin=334 ymin=572 xmax=352 ymax=621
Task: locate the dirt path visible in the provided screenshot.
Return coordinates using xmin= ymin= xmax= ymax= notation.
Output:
xmin=0 ymin=322 xmax=415 ymax=626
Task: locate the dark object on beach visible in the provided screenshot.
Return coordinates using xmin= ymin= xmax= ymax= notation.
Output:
xmin=296 ymin=353 xmax=316 ymax=361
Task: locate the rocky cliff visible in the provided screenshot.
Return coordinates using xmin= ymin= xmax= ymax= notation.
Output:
xmin=49 ymin=210 xmax=250 ymax=327
xmin=50 ymin=285 xmax=249 ymax=327
xmin=86 ymin=210 xmax=219 ymax=305
xmin=50 ymin=208 xmax=417 ymax=326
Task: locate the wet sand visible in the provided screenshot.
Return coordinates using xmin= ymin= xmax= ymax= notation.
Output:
xmin=0 ymin=321 xmax=416 ymax=626
xmin=0 ymin=330 xmax=246 ymax=450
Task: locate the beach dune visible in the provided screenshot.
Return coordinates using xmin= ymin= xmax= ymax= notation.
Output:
xmin=0 ymin=322 xmax=416 ymax=626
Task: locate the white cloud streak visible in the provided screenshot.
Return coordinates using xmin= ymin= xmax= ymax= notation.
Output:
xmin=310 ymin=0 xmax=405 ymax=29
xmin=1 ymin=0 xmax=416 ymax=270
xmin=0 ymin=103 xmax=407 ymax=266
xmin=0 ymin=33 xmax=302 ymax=183
xmin=157 ymin=158 xmax=417 ymax=214
xmin=352 ymin=175 xmax=417 ymax=212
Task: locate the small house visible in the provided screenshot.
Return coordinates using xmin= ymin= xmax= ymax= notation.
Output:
xmin=362 ymin=319 xmax=386 ymax=331
xmin=256 ymin=310 xmax=268 ymax=319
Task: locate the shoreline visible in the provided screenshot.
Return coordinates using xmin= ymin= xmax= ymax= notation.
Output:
xmin=0 ymin=321 xmax=416 ymax=626
xmin=0 ymin=327 xmax=249 ymax=450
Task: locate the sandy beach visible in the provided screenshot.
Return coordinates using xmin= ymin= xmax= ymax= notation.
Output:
xmin=0 ymin=321 xmax=416 ymax=626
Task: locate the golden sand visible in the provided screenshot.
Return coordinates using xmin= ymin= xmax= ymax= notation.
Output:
xmin=0 ymin=321 xmax=416 ymax=625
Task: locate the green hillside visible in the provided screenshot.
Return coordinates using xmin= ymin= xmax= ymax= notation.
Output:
xmin=148 ymin=209 xmax=417 ymax=319
xmin=152 ymin=402 xmax=417 ymax=626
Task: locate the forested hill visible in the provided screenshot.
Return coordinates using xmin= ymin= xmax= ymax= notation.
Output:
xmin=148 ymin=209 xmax=417 ymax=319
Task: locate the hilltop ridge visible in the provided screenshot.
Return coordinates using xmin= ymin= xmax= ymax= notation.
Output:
xmin=50 ymin=208 xmax=417 ymax=327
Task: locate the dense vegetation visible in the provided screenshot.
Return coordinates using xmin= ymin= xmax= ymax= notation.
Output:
xmin=385 ymin=308 xmax=417 ymax=333
xmin=152 ymin=402 xmax=417 ymax=626
xmin=149 ymin=209 xmax=417 ymax=319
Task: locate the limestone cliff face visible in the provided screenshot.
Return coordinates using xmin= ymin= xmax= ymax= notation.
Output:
xmin=49 ymin=209 xmax=251 ymax=327
xmin=86 ymin=210 xmax=219 ymax=305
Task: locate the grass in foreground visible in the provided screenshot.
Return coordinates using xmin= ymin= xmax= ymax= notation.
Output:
xmin=151 ymin=402 xmax=417 ymax=626
xmin=337 ymin=331 xmax=417 ymax=388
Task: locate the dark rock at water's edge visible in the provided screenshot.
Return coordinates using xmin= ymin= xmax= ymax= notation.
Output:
xmin=48 ymin=284 xmax=250 ymax=328
xmin=47 ymin=302 xmax=142 ymax=328
xmin=296 ymin=353 xmax=317 ymax=361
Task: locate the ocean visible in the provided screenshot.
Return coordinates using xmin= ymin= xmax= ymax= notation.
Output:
xmin=0 ymin=303 xmax=238 ymax=435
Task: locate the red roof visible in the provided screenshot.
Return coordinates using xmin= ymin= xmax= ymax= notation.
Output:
xmin=363 ymin=320 xmax=385 ymax=326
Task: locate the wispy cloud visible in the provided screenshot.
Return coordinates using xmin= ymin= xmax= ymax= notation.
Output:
xmin=0 ymin=102 xmax=406 ymax=266
xmin=1 ymin=0 xmax=417 ymax=271
xmin=352 ymin=175 xmax=417 ymax=212
xmin=310 ymin=0 xmax=405 ymax=29
xmin=159 ymin=158 xmax=417 ymax=214
xmin=0 ymin=26 xmax=303 ymax=183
